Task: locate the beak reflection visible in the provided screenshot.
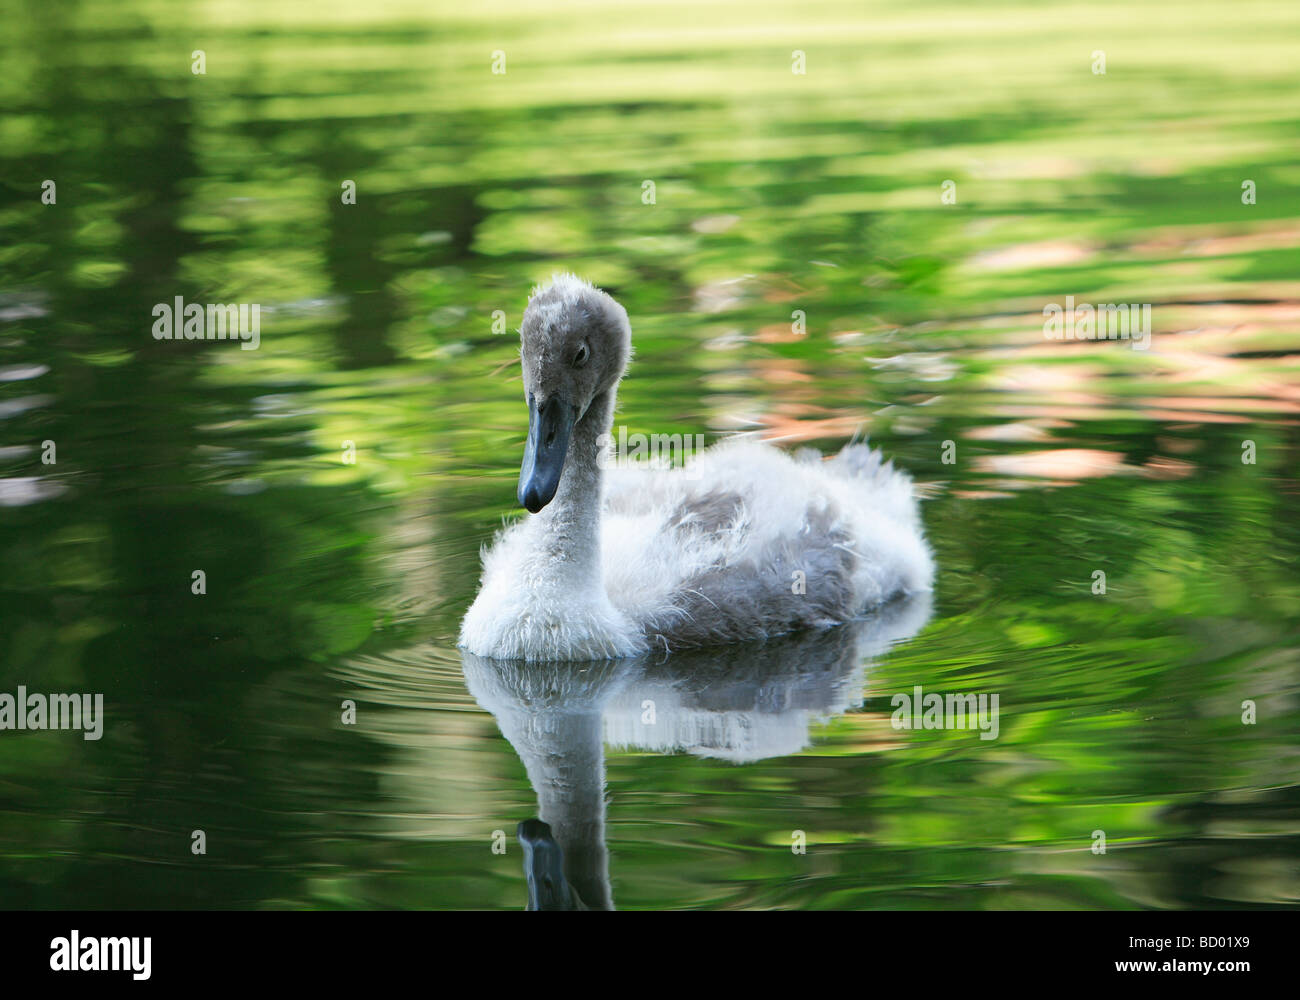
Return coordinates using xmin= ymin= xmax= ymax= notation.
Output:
xmin=518 ymin=818 xmax=586 ymax=911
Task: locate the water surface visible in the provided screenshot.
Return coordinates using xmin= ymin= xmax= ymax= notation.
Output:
xmin=1 ymin=0 xmax=1298 ymax=909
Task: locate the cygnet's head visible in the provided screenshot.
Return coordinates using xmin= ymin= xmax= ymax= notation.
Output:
xmin=516 ymin=274 xmax=631 ymax=513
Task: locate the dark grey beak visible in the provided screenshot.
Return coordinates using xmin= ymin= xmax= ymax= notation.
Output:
xmin=518 ymin=819 xmax=585 ymax=910
xmin=518 ymin=394 xmax=576 ymax=513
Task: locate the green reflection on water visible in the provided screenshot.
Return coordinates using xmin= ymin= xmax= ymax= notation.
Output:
xmin=0 ymin=0 xmax=1297 ymax=909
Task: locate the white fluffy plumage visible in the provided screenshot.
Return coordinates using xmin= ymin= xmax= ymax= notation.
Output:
xmin=459 ymin=275 xmax=934 ymax=661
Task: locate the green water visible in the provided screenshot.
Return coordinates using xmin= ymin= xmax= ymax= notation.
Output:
xmin=1 ymin=0 xmax=1298 ymax=909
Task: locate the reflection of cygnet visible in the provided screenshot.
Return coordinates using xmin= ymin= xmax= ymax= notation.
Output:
xmin=462 ymin=591 xmax=933 ymax=909
xmin=604 ymin=591 xmax=933 ymax=761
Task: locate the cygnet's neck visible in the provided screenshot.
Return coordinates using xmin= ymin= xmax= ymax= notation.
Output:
xmin=531 ymin=388 xmax=614 ymax=583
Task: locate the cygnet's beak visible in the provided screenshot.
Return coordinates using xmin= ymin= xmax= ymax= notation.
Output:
xmin=518 ymin=394 xmax=576 ymax=513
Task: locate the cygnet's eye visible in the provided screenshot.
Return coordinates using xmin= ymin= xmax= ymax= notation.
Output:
xmin=573 ymin=342 xmax=590 ymax=368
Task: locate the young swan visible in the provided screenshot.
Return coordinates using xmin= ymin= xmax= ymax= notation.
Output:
xmin=459 ymin=274 xmax=934 ymax=661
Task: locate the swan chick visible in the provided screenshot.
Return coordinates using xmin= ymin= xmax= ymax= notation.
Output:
xmin=459 ymin=274 xmax=934 ymax=661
